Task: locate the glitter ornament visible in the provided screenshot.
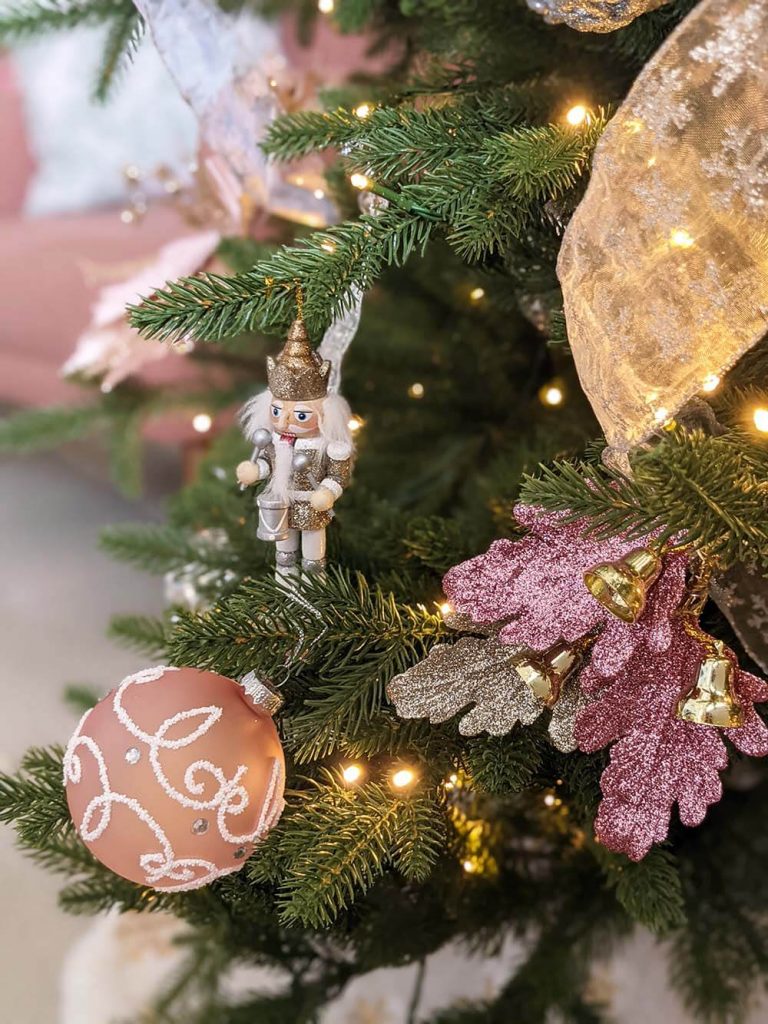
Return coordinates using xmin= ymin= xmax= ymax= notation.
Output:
xmin=526 ymin=0 xmax=668 ymax=32
xmin=386 ymin=622 xmax=592 ymax=753
xmin=575 ymin=628 xmax=768 ymax=859
xmin=441 ymin=504 xmax=768 ymax=859
xmin=443 ymin=504 xmax=688 ymax=680
xmin=64 ymin=667 xmax=285 ymax=892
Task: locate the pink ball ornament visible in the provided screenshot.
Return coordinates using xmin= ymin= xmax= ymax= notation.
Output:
xmin=64 ymin=666 xmax=285 ymax=892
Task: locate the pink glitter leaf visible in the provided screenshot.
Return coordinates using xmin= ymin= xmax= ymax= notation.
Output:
xmin=443 ymin=504 xmax=688 ymax=677
xmin=594 ymin=720 xmax=727 ymax=860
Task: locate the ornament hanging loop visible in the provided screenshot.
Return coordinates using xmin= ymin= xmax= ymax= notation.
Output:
xmin=294 ymin=280 xmax=304 ymax=322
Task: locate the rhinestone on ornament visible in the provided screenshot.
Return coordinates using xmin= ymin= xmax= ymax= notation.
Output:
xmin=191 ymin=818 xmax=209 ymax=835
xmin=125 ymin=747 xmax=141 ymax=765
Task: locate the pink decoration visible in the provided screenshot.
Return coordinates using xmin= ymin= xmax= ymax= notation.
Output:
xmin=444 ymin=504 xmax=688 ymax=677
xmin=64 ymin=666 xmax=285 ymax=891
xmin=577 ymin=629 xmax=768 ymax=859
xmin=443 ymin=504 xmax=768 ymax=859
xmin=61 ymin=231 xmax=220 ymax=391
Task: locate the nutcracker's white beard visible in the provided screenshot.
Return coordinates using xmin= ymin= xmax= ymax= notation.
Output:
xmin=265 ymin=439 xmax=294 ymax=504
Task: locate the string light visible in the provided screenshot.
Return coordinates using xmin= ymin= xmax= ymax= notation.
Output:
xmin=354 ymin=103 xmax=373 ymax=119
xmin=469 ymin=286 xmax=485 ymax=302
xmin=318 ymin=0 xmax=334 ymax=11
xmin=342 ymin=763 xmax=364 ymax=785
xmin=391 ymin=767 xmax=416 ymax=789
xmin=702 ymin=373 xmax=721 ymax=393
xmin=192 ymin=413 xmax=213 ymax=433
xmin=543 ymin=793 xmax=556 ymax=807
xmin=444 ymin=773 xmax=459 ymax=791
xmin=314 ymin=188 xmax=326 ymax=200
xmin=408 ymin=382 xmax=425 ymax=399
xmin=565 ymin=104 xmax=588 ymax=126
xmin=670 ymin=228 xmax=694 ymax=249
xmin=348 ymin=415 xmax=364 ymax=432
xmin=439 ymin=601 xmax=453 ymax=616
xmin=539 ymin=382 xmax=564 ymax=407
xmin=653 ymin=407 xmax=670 ymax=424
xmin=753 ymin=407 xmax=768 ymax=433
xmin=462 ymin=859 xmax=477 ymax=874
xmin=350 ymin=173 xmax=371 ymax=190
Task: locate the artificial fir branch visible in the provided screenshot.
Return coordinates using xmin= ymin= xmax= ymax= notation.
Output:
xmin=0 ymin=0 xmax=134 ymax=41
xmin=0 ymin=403 xmax=105 ymax=451
xmin=130 ymin=112 xmax=603 ymax=342
xmin=107 ymin=613 xmax=168 ymax=656
xmin=521 ymin=428 xmax=768 ymax=568
xmin=100 ymin=523 xmax=236 ymax=575
xmin=253 ymin=775 xmax=445 ymax=927
xmin=92 ymin=4 xmax=144 ymax=102
xmin=166 ymin=568 xmax=445 ymax=686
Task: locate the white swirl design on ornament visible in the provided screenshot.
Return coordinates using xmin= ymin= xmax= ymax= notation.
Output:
xmin=63 ymin=667 xmax=283 ymax=891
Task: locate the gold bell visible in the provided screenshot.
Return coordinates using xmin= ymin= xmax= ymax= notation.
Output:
xmin=676 ymin=648 xmax=744 ymax=728
xmin=583 ymin=546 xmax=662 ymax=623
xmin=510 ymin=641 xmax=583 ymax=707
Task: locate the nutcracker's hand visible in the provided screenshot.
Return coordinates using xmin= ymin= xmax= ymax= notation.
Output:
xmin=236 ymin=461 xmax=261 ymax=487
xmin=310 ymin=486 xmax=335 ymax=512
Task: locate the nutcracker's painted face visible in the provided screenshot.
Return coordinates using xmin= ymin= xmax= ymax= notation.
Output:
xmin=270 ymin=398 xmax=323 ymax=437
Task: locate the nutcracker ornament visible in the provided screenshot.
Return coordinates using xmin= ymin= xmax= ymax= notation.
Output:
xmin=236 ymin=317 xmax=354 ymax=577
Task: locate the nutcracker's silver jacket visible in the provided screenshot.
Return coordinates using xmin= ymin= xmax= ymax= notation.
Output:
xmin=255 ymin=433 xmax=353 ymax=531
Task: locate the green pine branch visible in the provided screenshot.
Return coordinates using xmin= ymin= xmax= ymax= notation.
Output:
xmin=0 ymin=0 xmax=133 ymax=41
xmin=592 ymin=844 xmax=686 ymax=935
xmin=129 ymin=204 xmax=435 ymax=341
xmin=108 ymin=613 xmax=168 ymax=656
xmin=100 ymin=523 xmax=230 ymax=575
xmin=253 ymin=774 xmax=445 ymax=927
xmin=0 ymin=404 xmax=105 ymax=452
xmin=0 ymin=746 xmax=70 ymax=848
xmin=130 ymin=110 xmax=604 ymax=343
xmin=166 ymin=567 xmax=444 ymax=692
xmin=92 ymin=4 xmax=143 ymax=102
xmin=520 ymin=428 xmax=768 ymax=568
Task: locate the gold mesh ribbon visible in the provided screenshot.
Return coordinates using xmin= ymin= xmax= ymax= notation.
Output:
xmin=558 ymin=0 xmax=768 ymax=452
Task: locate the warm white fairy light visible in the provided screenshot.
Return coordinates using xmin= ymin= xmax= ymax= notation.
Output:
xmin=192 ymin=413 xmax=213 ymax=433
xmin=702 ymin=373 xmax=721 ymax=393
xmin=539 ymin=383 xmax=564 ymax=407
xmin=469 ymin=286 xmax=485 ymax=302
xmin=753 ymin=407 xmax=768 ymax=433
xmin=408 ymin=382 xmax=425 ymax=399
xmin=565 ymin=104 xmax=588 ymax=126
xmin=462 ymin=859 xmax=477 ymax=873
xmin=354 ymin=103 xmax=373 ymax=119
xmin=653 ymin=407 xmax=670 ymax=424
xmin=391 ymin=768 xmax=416 ymax=789
xmin=350 ymin=173 xmax=371 ymax=190
xmin=543 ymin=793 xmax=556 ymax=807
xmin=670 ymin=228 xmax=694 ymax=249
xmin=439 ymin=601 xmax=453 ymax=616
xmin=348 ymin=415 xmax=364 ymax=432
xmin=314 ymin=188 xmax=326 ymax=200
xmin=318 ymin=0 xmax=334 ymax=11
xmin=342 ymin=764 xmax=364 ymax=784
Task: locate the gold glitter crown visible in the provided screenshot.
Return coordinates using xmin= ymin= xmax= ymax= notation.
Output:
xmin=266 ymin=319 xmax=331 ymax=401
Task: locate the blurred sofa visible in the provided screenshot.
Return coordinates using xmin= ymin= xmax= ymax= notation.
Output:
xmin=0 ymin=54 xmax=211 ymax=443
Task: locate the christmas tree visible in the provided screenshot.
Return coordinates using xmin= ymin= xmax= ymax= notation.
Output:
xmin=3 ymin=0 xmax=768 ymax=1020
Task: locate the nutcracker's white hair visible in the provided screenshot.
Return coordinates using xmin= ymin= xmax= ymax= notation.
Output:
xmin=240 ymin=389 xmax=353 ymax=448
